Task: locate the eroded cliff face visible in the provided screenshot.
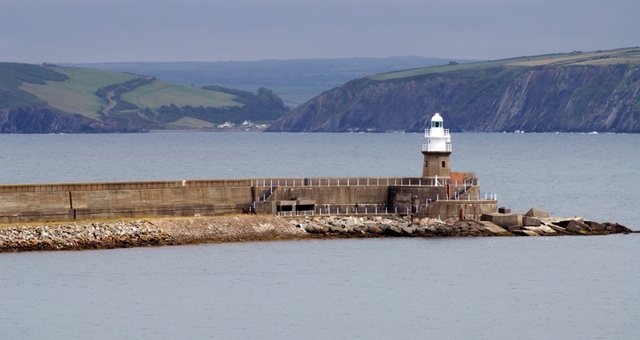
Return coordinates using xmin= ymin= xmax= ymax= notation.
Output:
xmin=0 ymin=106 xmax=145 ymax=133
xmin=267 ymin=64 xmax=640 ymax=132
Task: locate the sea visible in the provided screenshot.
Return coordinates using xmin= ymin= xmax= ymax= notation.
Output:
xmin=0 ymin=132 xmax=638 ymax=339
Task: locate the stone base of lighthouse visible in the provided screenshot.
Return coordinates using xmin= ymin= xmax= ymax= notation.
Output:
xmin=422 ymin=151 xmax=452 ymax=178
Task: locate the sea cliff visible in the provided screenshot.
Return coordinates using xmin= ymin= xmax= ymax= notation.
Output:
xmin=0 ymin=214 xmax=633 ymax=253
xmin=267 ymin=49 xmax=640 ymax=133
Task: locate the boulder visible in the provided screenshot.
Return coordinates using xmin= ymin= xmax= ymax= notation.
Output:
xmin=525 ymin=208 xmax=550 ymax=218
xmin=524 ymin=225 xmax=556 ymax=235
xmin=523 ymin=216 xmax=541 ymax=226
xmin=479 ymin=221 xmax=511 ymax=236
xmin=564 ymin=220 xmax=591 ymax=234
xmin=328 ymin=225 xmax=343 ymax=233
xmin=546 ymin=223 xmax=569 ymax=235
xmin=513 ymin=229 xmax=540 ymax=236
xmin=342 ymin=226 xmax=355 ymax=234
xmin=383 ymin=225 xmax=403 ymax=236
xmin=344 ymin=216 xmax=362 ymax=227
xmin=603 ymin=222 xmax=633 ymax=234
xmin=401 ymin=226 xmax=416 ymax=236
xmin=521 ymin=226 xmax=545 ymax=235
xmin=584 ymin=220 xmax=606 ymax=234
xmin=366 ymin=225 xmax=384 ymax=234
xmin=304 ymin=223 xmax=325 ymax=234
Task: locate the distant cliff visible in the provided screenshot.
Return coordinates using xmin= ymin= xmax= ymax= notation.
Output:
xmin=0 ymin=106 xmax=145 ymax=133
xmin=267 ymin=48 xmax=640 ymax=133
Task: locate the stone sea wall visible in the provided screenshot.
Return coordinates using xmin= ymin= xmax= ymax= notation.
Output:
xmin=0 ymin=214 xmax=634 ymax=253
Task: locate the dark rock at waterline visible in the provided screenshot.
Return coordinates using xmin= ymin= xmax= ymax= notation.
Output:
xmin=564 ymin=220 xmax=592 ymax=234
xmin=602 ymin=222 xmax=633 ymax=234
xmin=555 ymin=219 xmax=633 ymax=235
xmin=384 ymin=225 xmax=403 ymax=236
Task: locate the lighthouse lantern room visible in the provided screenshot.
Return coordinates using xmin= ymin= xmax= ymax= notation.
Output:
xmin=421 ymin=113 xmax=452 ymax=178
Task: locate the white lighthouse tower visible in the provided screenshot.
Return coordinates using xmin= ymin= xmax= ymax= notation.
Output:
xmin=421 ymin=113 xmax=452 ymax=178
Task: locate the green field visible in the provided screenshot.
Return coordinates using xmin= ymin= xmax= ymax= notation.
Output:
xmin=19 ymin=66 xmax=242 ymax=119
xmin=20 ymin=67 xmax=136 ymax=119
xmin=370 ymin=47 xmax=640 ymax=81
xmin=165 ymin=116 xmax=216 ymax=129
xmin=369 ymin=61 xmax=505 ymax=80
xmin=121 ymin=79 xmax=241 ymax=109
xmin=1 ymin=62 xmax=289 ymax=132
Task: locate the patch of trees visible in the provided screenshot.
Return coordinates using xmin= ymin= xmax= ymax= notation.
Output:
xmin=0 ymin=63 xmax=68 ymax=107
xmin=95 ymin=76 xmax=155 ymax=114
xmin=154 ymin=86 xmax=288 ymax=124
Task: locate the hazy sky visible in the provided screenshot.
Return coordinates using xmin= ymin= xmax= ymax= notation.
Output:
xmin=2 ymin=0 xmax=638 ymax=63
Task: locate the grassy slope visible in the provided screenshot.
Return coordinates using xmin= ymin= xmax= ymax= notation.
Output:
xmin=20 ymin=67 xmax=136 ymax=119
xmin=18 ymin=66 xmax=243 ymax=122
xmin=0 ymin=63 xmax=69 ymax=107
xmin=165 ymin=116 xmax=216 ymax=129
xmin=121 ymin=79 xmax=240 ymax=109
xmin=370 ymin=47 xmax=640 ymax=81
xmin=1 ymin=63 xmax=288 ymax=131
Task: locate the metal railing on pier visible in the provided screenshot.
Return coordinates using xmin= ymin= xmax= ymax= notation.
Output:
xmin=251 ymin=177 xmax=476 ymax=188
xmin=276 ymin=204 xmax=399 ymax=217
xmin=427 ymin=192 xmax=497 ymax=203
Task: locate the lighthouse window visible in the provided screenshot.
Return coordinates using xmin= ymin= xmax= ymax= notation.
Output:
xmin=441 ymin=161 xmax=446 ymax=168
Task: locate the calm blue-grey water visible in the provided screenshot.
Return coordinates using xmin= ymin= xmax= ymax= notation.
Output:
xmin=1 ymin=236 xmax=639 ymax=340
xmin=1 ymin=132 xmax=639 ymax=339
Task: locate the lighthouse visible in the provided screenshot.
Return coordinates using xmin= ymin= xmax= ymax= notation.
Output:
xmin=421 ymin=113 xmax=452 ymax=178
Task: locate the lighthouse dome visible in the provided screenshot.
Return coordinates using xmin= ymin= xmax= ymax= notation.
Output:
xmin=430 ymin=112 xmax=444 ymax=128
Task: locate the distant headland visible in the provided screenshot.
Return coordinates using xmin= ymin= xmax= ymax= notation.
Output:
xmin=1 ymin=47 xmax=640 ymax=134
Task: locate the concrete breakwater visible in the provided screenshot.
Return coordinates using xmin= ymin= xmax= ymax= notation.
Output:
xmin=0 ymin=214 xmax=633 ymax=253
xmin=0 ymin=176 xmax=497 ymax=223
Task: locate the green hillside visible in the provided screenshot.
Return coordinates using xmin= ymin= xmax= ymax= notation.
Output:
xmin=0 ymin=63 xmax=68 ymax=107
xmin=122 ymin=79 xmax=240 ymax=109
xmin=370 ymin=47 xmax=640 ymax=81
xmin=20 ymin=67 xmax=137 ymax=120
xmin=0 ymin=63 xmax=288 ymax=133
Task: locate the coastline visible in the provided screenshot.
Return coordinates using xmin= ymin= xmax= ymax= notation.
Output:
xmin=0 ymin=214 xmax=634 ymax=253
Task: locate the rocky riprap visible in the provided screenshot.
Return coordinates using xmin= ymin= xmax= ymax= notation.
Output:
xmin=0 ymin=215 xmax=306 ymax=253
xmin=540 ymin=218 xmax=632 ymax=236
xmin=0 ymin=220 xmax=175 ymax=252
xmin=0 ymin=214 xmax=634 ymax=253
xmin=289 ymin=215 xmax=633 ymax=238
xmin=292 ymin=216 xmax=502 ymax=237
xmin=149 ymin=215 xmax=306 ymax=244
